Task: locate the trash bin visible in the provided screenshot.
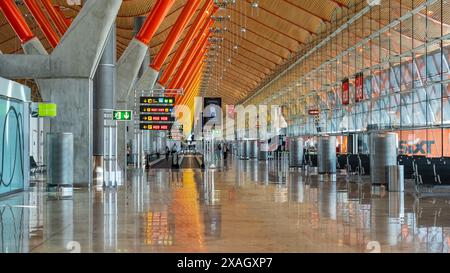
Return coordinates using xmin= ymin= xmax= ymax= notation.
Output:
xmin=47 ymin=133 xmax=73 ymax=196
xmin=318 ymin=136 xmax=336 ymax=174
xmin=289 ymin=138 xmax=303 ymax=167
xmin=386 ymin=165 xmax=404 ymax=192
xmin=248 ymin=140 xmax=258 ymax=159
xmin=259 ymin=141 xmax=269 ymax=161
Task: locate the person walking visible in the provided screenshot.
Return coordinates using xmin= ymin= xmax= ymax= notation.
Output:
xmin=165 ymin=146 xmax=170 ymax=161
xmin=223 ymin=143 xmax=228 ymax=160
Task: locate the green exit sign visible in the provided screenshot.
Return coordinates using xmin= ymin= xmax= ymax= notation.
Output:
xmin=113 ymin=110 xmax=132 ymax=121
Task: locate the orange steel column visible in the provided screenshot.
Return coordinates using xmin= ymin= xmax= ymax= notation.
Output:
xmin=24 ymin=0 xmax=59 ymax=48
xmin=53 ymin=5 xmax=71 ymax=27
xmin=41 ymin=0 xmax=68 ymax=35
xmin=179 ymin=62 xmax=203 ymax=105
xmin=0 ymin=0 xmax=35 ymax=44
xmin=176 ymin=41 xmax=209 ymax=90
xmin=150 ymin=0 xmax=201 ymax=72
xmin=177 ymin=64 xmax=202 ymax=106
xmin=180 ymin=64 xmax=204 ymax=106
xmin=158 ymin=1 xmax=215 ymax=86
xmin=184 ymin=59 xmax=205 ymax=94
xmin=168 ymin=19 xmax=212 ymax=88
xmin=178 ymin=59 xmax=204 ymax=106
xmin=135 ymin=0 xmax=175 ymax=45
xmin=179 ymin=50 xmax=206 ymax=92
xmin=168 ymin=19 xmax=213 ymax=89
xmin=178 ymin=52 xmax=206 ymax=106
xmin=183 ymin=76 xmax=203 ymax=120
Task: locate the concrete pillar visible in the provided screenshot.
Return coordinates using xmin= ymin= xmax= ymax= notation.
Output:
xmin=0 ymin=0 xmax=123 ymax=185
xmin=134 ymin=17 xmax=151 ymax=158
xmin=93 ymin=24 xmax=116 ymax=155
xmin=39 ymin=79 xmax=94 ymax=185
xmin=93 ymin=23 xmax=118 ymax=185
xmin=116 ymin=16 xmax=152 ymax=170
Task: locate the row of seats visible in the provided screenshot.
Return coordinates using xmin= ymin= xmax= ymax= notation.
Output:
xmin=303 ymin=153 xmax=450 ymax=186
xmin=404 ymin=155 xmax=450 ymax=186
xmin=305 ymin=153 xmax=370 ymax=175
xmin=337 ymin=154 xmax=371 ymax=175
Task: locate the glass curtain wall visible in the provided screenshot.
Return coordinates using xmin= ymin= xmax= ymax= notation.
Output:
xmin=246 ymin=0 xmax=450 ymax=158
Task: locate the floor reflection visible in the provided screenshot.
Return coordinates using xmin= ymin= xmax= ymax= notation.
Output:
xmin=1 ymin=158 xmax=450 ymax=252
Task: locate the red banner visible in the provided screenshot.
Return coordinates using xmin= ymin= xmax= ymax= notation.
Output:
xmin=342 ymin=78 xmax=349 ymax=105
xmin=355 ymin=72 xmax=364 ymax=102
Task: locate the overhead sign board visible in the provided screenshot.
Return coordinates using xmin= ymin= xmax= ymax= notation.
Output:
xmin=139 ymin=97 xmax=175 ymax=131
xmin=113 ymin=110 xmax=132 ymax=121
xmin=140 ymin=97 xmax=175 ymax=105
xmin=140 ymin=106 xmax=173 ymax=114
xmin=140 ymin=123 xmax=171 ymax=131
xmin=140 ymin=114 xmax=175 ymax=122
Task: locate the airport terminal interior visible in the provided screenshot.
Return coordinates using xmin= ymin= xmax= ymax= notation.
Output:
xmin=1 ymin=0 xmax=450 ymax=253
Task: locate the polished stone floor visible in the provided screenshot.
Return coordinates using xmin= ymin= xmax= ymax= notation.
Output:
xmin=1 ymin=156 xmax=450 ymax=253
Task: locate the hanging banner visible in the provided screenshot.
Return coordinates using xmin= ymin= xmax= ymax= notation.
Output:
xmin=355 ymin=72 xmax=364 ymax=103
xmin=308 ymin=109 xmax=320 ymax=116
xmin=342 ymin=78 xmax=349 ymax=105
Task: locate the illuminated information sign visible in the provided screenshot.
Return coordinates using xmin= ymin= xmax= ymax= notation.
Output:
xmin=139 ymin=106 xmax=173 ymax=113
xmin=140 ymin=114 xmax=175 ymax=122
xmin=140 ymin=123 xmax=171 ymax=131
xmin=140 ymin=97 xmax=175 ymax=105
xmin=113 ymin=110 xmax=132 ymax=121
xmin=139 ymin=96 xmax=176 ymax=131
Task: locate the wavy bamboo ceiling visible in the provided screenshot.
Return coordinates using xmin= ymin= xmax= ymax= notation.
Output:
xmin=1 ymin=0 xmax=358 ymax=105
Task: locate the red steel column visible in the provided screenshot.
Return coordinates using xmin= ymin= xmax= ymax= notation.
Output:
xmin=41 ymin=0 xmax=68 ymax=35
xmin=24 ymin=0 xmax=59 ymax=48
xmin=0 ymin=0 xmax=35 ymax=44
xmin=150 ymin=0 xmax=201 ymax=72
xmin=135 ymin=0 xmax=176 ymax=45
xmin=158 ymin=1 xmax=216 ymax=86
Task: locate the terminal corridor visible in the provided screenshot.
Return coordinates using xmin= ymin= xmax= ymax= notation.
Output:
xmin=1 ymin=0 xmax=450 ymax=256
xmin=1 ymin=158 xmax=450 ymax=253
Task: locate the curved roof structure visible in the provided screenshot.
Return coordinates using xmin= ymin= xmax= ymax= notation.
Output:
xmin=5 ymin=0 xmax=441 ymax=105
